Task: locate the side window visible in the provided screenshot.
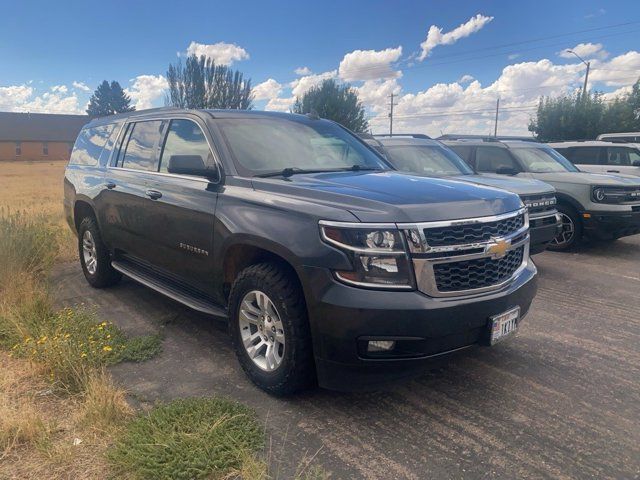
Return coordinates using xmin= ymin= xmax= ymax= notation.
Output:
xmin=159 ymin=119 xmax=213 ymax=173
xmin=97 ymin=123 xmax=121 ymax=166
xmin=69 ymin=124 xmax=116 ymax=166
xmin=121 ymin=121 xmax=164 ymax=172
xmin=449 ymin=145 xmax=472 ymax=162
xmin=628 ymin=149 xmax=640 ymax=165
xmin=475 ymin=146 xmax=518 ymax=172
xmin=606 ymin=147 xmax=631 ymax=166
xmin=570 ymin=147 xmax=603 ymax=165
xmin=553 ymin=147 xmax=570 ymax=160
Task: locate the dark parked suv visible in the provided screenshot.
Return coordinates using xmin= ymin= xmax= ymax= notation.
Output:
xmin=64 ymin=109 xmax=537 ymax=394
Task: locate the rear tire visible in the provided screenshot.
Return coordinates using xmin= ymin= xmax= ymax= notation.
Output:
xmin=548 ymin=204 xmax=582 ymax=251
xmin=78 ymin=216 xmax=121 ymax=288
xmin=228 ymin=262 xmax=315 ymax=395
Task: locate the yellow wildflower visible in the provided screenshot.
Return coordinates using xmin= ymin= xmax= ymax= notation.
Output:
xmin=102 ymin=346 xmax=112 ymax=352
xmin=81 ymin=352 xmax=87 ymax=358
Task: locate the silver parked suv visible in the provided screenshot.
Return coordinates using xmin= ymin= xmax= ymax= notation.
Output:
xmin=361 ymin=134 xmax=560 ymax=254
xmin=440 ymin=136 xmax=640 ymax=250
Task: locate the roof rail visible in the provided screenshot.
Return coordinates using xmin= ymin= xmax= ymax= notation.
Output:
xmin=495 ymin=135 xmax=539 ymax=142
xmin=436 ymin=134 xmax=501 ymax=142
xmin=373 ymin=133 xmax=432 ymax=139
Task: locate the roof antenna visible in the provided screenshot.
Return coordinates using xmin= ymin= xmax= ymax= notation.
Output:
xmin=306 ymin=109 xmax=320 ymax=120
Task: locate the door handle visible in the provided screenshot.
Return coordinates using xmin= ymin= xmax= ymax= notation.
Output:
xmin=106 ymin=182 xmax=116 ymax=189
xmin=607 ymin=170 xmax=620 ymax=173
xmin=145 ymin=189 xmax=163 ymax=200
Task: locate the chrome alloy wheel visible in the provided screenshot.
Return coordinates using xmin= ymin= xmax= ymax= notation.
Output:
xmin=238 ymin=290 xmax=286 ymax=372
xmin=551 ymin=212 xmax=575 ymax=247
xmin=82 ymin=230 xmax=98 ymax=275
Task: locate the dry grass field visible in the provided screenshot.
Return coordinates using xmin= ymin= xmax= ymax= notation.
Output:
xmin=0 ymin=160 xmax=75 ymax=261
xmin=0 ymin=161 xmax=274 ymax=479
xmin=0 ymin=160 xmax=68 ymax=216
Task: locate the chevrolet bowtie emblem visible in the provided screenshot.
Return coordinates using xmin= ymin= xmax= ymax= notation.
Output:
xmin=486 ymin=238 xmax=511 ymax=259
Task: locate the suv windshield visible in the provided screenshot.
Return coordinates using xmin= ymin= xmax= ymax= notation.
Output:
xmin=383 ymin=144 xmax=474 ymax=176
xmin=218 ymin=117 xmax=389 ymax=176
xmin=510 ymin=147 xmax=579 ymax=173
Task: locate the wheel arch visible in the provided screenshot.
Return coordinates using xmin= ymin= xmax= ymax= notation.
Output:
xmin=73 ymin=197 xmax=98 ymax=231
xmin=554 ymin=192 xmax=584 ymax=213
xmin=221 ymin=237 xmax=305 ymax=303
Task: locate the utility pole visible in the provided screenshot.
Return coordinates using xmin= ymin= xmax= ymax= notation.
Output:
xmin=494 ymin=97 xmax=500 ymax=137
xmin=567 ymin=50 xmax=590 ymax=100
xmin=582 ymin=61 xmax=591 ymax=99
xmin=388 ymin=93 xmax=397 ymax=135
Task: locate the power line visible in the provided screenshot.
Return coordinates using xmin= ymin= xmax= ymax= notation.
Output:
xmin=321 ymin=22 xmax=640 ymax=79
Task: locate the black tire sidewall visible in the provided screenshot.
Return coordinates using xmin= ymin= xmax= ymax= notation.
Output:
xmin=78 ymin=217 xmax=120 ymax=288
xmin=549 ymin=205 xmax=582 ymax=251
xmin=228 ymin=263 xmax=314 ymax=395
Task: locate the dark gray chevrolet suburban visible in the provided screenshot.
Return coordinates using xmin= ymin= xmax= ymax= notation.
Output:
xmin=64 ymin=108 xmax=538 ymax=394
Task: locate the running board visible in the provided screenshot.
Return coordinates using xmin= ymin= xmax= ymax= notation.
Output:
xmin=111 ymin=260 xmax=227 ymax=318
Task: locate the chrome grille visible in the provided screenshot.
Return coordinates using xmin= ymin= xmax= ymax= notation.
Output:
xmin=400 ymin=208 xmax=530 ymax=297
xmin=433 ymin=246 xmax=524 ymax=292
xmin=423 ymin=214 xmax=524 ymax=246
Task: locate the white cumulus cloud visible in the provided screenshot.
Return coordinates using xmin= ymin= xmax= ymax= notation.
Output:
xmin=265 ymin=96 xmax=294 ymax=112
xmin=458 ymin=74 xmax=475 ymax=84
xmin=72 ymin=81 xmax=91 ymax=92
xmin=185 ymin=41 xmax=249 ymax=65
xmin=338 ymin=47 xmax=403 ymax=82
xmin=294 ymin=66 xmax=312 ymax=75
xmin=558 ymin=42 xmax=609 ymax=60
xmin=419 ymin=14 xmax=494 ymax=60
xmin=125 ymin=75 xmax=168 ymax=110
xmin=0 ymin=84 xmax=83 ymax=114
xmin=290 ymin=70 xmax=337 ymax=98
xmin=589 ymin=51 xmax=640 ymax=86
xmin=253 ymin=78 xmax=282 ymax=101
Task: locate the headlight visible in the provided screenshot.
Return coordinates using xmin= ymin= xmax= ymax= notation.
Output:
xmin=319 ymin=222 xmax=414 ymax=289
xmin=591 ymin=186 xmax=640 ymax=203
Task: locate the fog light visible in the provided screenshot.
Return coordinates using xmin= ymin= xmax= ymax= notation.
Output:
xmin=367 ymin=340 xmax=396 ymax=352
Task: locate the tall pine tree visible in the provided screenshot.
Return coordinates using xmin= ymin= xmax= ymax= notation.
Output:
xmin=86 ymin=81 xmax=134 ymax=117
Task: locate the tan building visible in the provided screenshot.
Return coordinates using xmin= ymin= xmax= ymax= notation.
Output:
xmin=0 ymin=112 xmax=89 ymax=161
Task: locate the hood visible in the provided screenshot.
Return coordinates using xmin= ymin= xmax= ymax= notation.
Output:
xmin=532 ymin=171 xmax=640 ymax=186
xmin=452 ymin=174 xmax=555 ymax=197
xmin=251 ymin=170 xmax=522 ymax=223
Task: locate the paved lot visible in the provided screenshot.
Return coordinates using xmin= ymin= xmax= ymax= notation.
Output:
xmin=52 ymin=236 xmax=640 ymax=479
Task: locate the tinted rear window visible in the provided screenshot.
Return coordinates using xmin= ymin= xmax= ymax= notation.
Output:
xmin=121 ymin=120 xmax=164 ymax=172
xmin=69 ymin=124 xmax=116 ymax=166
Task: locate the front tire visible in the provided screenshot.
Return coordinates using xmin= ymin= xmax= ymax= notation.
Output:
xmin=229 ymin=263 xmax=315 ymax=395
xmin=548 ymin=205 xmax=582 ymax=251
xmin=78 ymin=216 xmax=121 ymax=288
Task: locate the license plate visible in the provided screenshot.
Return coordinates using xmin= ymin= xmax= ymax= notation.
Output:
xmin=489 ymin=307 xmax=520 ymax=345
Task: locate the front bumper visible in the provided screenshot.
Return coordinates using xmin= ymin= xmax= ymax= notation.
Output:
xmin=582 ymin=209 xmax=640 ymax=240
xmin=301 ymin=260 xmax=538 ymax=391
xmin=529 ymin=213 xmax=561 ymax=254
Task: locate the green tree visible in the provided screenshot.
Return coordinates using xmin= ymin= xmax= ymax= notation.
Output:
xmin=166 ymin=55 xmax=253 ymax=110
xmin=292 ymin=79 xmax=369 ymax=133
xmin=529 ymin=78 xmax=640 ymax=141
xmin=86 ymin=81 xmax=134 ymax=117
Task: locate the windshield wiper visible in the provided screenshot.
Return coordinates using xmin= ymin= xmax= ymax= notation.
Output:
xmin=256 ymin=165 xmax=383 ymax=178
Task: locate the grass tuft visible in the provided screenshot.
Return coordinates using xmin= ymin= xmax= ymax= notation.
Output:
xmin=108 ymin=397 xmax=265 ymax=480
xmin=5 ymin=304 xmax=162 ymax=394
xmin=80 ymin=370 xmax=133 ymax=430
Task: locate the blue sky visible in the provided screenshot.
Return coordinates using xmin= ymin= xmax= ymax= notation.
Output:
xmin=1 ymin=0 xmax=638 ymax=134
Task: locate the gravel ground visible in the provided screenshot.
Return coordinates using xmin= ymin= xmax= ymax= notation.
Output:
xmin=52 ymin=235 xmax=640 ymax=479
